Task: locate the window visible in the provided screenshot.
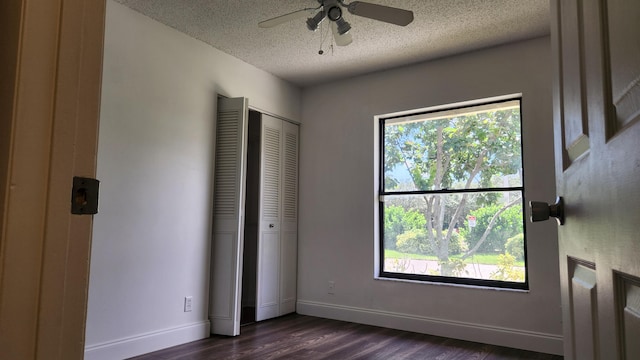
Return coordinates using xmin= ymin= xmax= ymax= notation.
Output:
xmin=378 ymin=97 xmax=527 ymax=289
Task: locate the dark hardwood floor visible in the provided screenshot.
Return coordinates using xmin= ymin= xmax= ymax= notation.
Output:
xmin=129 ymin=314 xmax=563 ymax=360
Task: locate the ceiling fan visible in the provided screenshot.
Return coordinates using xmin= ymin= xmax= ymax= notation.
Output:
xmin=259 ymin=0 xmax=414 ymax=47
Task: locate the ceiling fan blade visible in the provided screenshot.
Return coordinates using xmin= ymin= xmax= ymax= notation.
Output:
xmin=259 ymin=7 xmax=318 ymax=28
xmin=331 ymin=21 xmax=352 ymax=46
xmin=346 ymin=1 xmax=414 ymax=26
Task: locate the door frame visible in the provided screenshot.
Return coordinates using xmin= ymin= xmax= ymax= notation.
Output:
xmin=0 ymin=0 xmax=105 ymax=358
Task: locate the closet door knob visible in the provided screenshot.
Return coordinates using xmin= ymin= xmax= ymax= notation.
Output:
xmin=269 ymin=224 xmax=275 ymax=228
xmin=529 ymin=196 xmax=565 ymax=225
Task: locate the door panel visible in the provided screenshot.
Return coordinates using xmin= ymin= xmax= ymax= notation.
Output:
xmin=255 ymin=115 xmax=299 ymax=321
xmin=0 ymin=1 xmax=105 ymax=357
xmin=616 ymin=274 xmax=640 ymax=359
xmin=569 ymin=260 xmax=598 ymax=359
xmin=210 ymin=97 xmax=248 ymax=336
xmin=280 ymin=230 xmax=297 ymax=315
xmin=560 ymin=0 xmax=590 ymax=161
xmin=256 ymin=232 xmax=280 ymax=321
xmin=551 ymin=0 xmax=640 ymax=358
xmin=262 ymin=124 xmax=281 ymax=222
xmin=210 ymin=231 xmax=238 ymax=319
xmin=280 ymin=121 xmax=299 ymax=315
xmin=256 ymin=115 xmax=283 ymax=322
xmin=606 ymin=1 xmax=640 ymax=129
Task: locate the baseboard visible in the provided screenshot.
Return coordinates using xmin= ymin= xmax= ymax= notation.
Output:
xmin=84 ymin=320 xmax=210 ymax=360
xmin=296 ymin=300 xmax=563 ymax=356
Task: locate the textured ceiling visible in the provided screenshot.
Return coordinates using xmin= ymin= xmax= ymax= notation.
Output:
xmin=113 ymin=0 xmax=550 ymax=88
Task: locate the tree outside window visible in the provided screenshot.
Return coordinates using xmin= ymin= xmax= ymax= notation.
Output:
xmin=379 ymin=98 xmax=527 ymax=289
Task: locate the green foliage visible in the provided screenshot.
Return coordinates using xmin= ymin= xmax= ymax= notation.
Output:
xmin=447 ymin=230 xmax=467 ymax=255
xmin=395 ymin=228 xmax=467 ymax=256
xmin=395 ymin=228 xmax=429 ymax=254
xmin=383 ymin=205 xmax=426 ymax=250
xmin=505 ymin=233 xmax=525 ymax=260
xmin=490 ymin=253 xmax=525 ymax=282
xmin=440 ymin=257 xmax=468 ymax=277
xmin=460 ymin=204 xmax=523 ymax=253
xmin=385 ymin=110 xmax=521 ymax=192
xmin=383 ymin=106 xmax=523 ymax=269
xmin=384 ymin=109 xmax=521 ymax=190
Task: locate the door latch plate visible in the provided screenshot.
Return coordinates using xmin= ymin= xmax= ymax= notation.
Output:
xmin=71 ymin=176 xmax=99 ymax=215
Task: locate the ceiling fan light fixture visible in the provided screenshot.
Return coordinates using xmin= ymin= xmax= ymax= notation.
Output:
xmin=260 ymin=0 xmax=415 ymax=47
xmin=306 ymin=10 xmax=326 ymax=31
xmin=335 ymin=17 xmax=351 ymax=35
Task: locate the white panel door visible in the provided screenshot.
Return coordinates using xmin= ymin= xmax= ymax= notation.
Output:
xmin=549 ymin=1 xmax=640 ymax=358
xmin=210 ymin=97 xmax=248 ymax=336
xmin=256 ymin=114 xmax=283 ymax=321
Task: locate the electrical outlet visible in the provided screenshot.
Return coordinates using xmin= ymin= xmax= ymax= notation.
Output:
xmin=327 ymin=281 xmax=335 ymax=295
xmin=184 ymin=296 xmax=193 ymax=312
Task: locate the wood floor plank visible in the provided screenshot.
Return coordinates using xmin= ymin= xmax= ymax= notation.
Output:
xmin=128 ymin=314 xmax=563 ymax=360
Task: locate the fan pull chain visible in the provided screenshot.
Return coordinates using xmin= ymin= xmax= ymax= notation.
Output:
xmin=318 ymin=20 xmax=331 ymax=55
xmin=318 ymin=20 xmax=324 ymax=55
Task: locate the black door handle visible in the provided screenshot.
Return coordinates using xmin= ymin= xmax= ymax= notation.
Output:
xmin=529 ymin=196 xmax=564 ymax=225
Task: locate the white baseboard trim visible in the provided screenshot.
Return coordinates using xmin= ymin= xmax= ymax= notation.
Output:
xmin=297 ymin=300 xmax=563 ymax=356
xmin=84 ymin=320 xmax=210 ymax=360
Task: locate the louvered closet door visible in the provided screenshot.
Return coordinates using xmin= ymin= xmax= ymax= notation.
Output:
xmin=256 ymin=115 xmax=282 ymax=321
xmin=256 ymin=115 xmax=299 ymax=321
xmin=280 ymin=120 xmax=299 ymax=316
xmin=210 ymin=97 xmax=248 ymax=336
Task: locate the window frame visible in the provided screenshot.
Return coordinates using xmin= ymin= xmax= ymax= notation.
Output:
xmin=376 ymin=96 xmax=529 ymax=290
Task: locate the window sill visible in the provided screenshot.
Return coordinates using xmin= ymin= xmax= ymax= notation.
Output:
xmin=373 ymin=275 xmax=530 ymax=293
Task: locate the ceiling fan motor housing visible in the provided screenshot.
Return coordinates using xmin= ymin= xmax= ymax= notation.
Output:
xmin=327 ymin=6 xmax=342 ymax=21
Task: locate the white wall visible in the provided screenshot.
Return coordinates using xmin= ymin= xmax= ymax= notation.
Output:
xmin=85 ymin=2 xmax=300 ymax=359
xmin=297 ymin=37 xmax=563 ymax=355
